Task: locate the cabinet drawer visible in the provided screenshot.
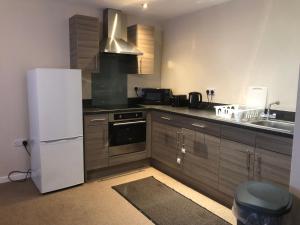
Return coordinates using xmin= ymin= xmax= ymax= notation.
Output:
xmin=152 ymin=111 xmax=221 ymax=137
xmin=221 ymin=125 xmax=256 ymax=146
xmin=85 ymin=114 xmax=108 ymax=126
xmin=151 ymin=111 xmax=182 ymax=127
xmin=181 ymin=117 xmax=221 ymax=137
xmin=256 ymin=133 xmax=293 ymax=155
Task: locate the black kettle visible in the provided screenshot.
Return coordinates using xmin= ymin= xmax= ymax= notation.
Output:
xmin=188 ymin=92 xmax=202 ymax=109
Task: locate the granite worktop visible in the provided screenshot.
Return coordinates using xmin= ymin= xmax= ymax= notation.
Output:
xmin=83 ymin=105 xmax=294 ymax=138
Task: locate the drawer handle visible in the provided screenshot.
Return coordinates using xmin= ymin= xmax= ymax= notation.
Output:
xmin=91 ymin=118 xmax=106 ymax=122
xmin=161 ymin=116 xmax=171 ymax=121
xmin=246 ymin=151 xmax=251 ymax=170
xmin=192 ymin=123 xmax=206 ymax=129
xmin=256 ymin=154 xmax=262 ymax=176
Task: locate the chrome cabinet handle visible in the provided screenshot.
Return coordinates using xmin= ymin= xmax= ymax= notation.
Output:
xmin=95 ymin=53 xmax=99 ymax=72
xmin=91 ymin=118 xmax=106 ymax=122
xmin=161 ymin=116 xmax=171 ymax=121
xmin=256 ymin=154 xmax=262 ymax=176
xmin=192 ymin=123 xmax=206 ymax=129
xmin=104 ymin=128 xmax=109 ymax=147
xmin=246 ymin=151 xmax=251 ymax=170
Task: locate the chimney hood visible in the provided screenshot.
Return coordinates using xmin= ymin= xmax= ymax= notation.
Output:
xmin=100 ymin=9 xmax=142 ymax=55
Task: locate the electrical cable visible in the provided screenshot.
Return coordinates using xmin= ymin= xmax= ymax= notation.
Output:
xmin=8 ymin=170 xmax=31 ymax=182
xmin=24 ymin=144 xmax=31 ymax=156
xmin=134 ymin=87 xmax=139 ymax=97
xmin=7 ymin=141 xmax=31 ymax=182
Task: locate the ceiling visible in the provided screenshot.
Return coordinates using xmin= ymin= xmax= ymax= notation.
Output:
xmin=65 ymin=0 xmax=233 ymax=20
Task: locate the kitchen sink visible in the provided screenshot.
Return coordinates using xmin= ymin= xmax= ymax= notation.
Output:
xmin=250 ymin=120 xmax=294 ymax=133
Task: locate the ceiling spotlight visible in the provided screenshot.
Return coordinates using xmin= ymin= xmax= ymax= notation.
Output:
xmin=142 ymin=3 xmax=148 ymax=10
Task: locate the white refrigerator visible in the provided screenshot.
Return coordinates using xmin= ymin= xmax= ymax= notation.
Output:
xmin=27 ymin=68 xmax=84 ymax=193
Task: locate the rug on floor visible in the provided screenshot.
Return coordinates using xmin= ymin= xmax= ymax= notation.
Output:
xmin=112 ymin=176 xmax=231 ymax=225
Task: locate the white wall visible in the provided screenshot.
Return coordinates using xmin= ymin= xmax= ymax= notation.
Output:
xmin=0 ymin=0 xmax=99 ymax=180
xmin=161 ymin=0 xmax=300 ymax=111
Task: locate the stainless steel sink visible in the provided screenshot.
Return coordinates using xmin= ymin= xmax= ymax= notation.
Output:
xmin=250 ymin=120 xmax=294 ymax=133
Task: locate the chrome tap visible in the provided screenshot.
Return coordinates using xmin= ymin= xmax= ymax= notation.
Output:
xmin=261 ymin=101 xmax=280 ymax=120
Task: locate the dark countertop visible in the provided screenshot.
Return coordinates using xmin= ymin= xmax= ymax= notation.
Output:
xmin=83 ymin=105 xmax=294 ymax=138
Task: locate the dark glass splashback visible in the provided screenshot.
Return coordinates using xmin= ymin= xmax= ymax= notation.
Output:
xmin=92 ymin=53 xmax=138 ymax=107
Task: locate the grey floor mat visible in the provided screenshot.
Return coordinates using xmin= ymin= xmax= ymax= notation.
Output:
xmin=112 ymin=176 xmax=231 ymax=225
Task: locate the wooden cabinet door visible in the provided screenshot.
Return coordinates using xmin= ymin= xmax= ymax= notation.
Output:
xmin=218 ymin=139 xmax=254 ymax=198
xmin=128 ymin=25 xmax=154 ymax=75
xmin=151 ymin=121 xmax=180 ymax=168
xmin=84 ymin=114 xmax=109 ymax=172
xmin=254 ymin=148 xmax=291 ymax=189
xmin=182 ymin=129 xmax=220 ymax=189
xmin=69 ymin=15 xmax=100 ymax=73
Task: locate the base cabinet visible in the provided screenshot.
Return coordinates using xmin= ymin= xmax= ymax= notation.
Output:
xmin=218 ymin=139 xmax=254 ymax=198
xmin=151 ymin=121 xmax=180 ymax=169
xmin=84 ymin=114 xmax=109 ymax=175
xmin=254 ymin=148 xmax=291 ymax=189
xmin=181 ymin=128 xmax=220 ymax=190
xmin=150 ymin=111 xmax=292 ymax=207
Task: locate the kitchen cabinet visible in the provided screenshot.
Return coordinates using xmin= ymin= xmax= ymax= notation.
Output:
xmin=254 ymin=148 xmax=291 ymax=189
xmin=150 ymin=110 xmax=292 ymax=207
xmin=151 ymin=121 xmax=180 ymax=169
xmin=84 ymin=114 xmax=109 ymax=176
xmin=219 ymin=126 xmax=292 ymax=202
xmin=254 ymin=133 xmax=292 ymax=189
xmin=127 ymin=24 xmax=154 ymax=75
xmin=218 ymin=139 xmax=254 ymax=198
xmin=181 ymin=128 xmax=220 ymax=190
xmin=69 ymin=15 xmax=100 ymax=72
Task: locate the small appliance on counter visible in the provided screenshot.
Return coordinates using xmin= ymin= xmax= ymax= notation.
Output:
xmin=137 ymin=88 xmax=173 ymax=105
xmin=188 ymin=92 xmax=203 ymax=109
xmin=170 ymin=95 xmax=188 ymax=107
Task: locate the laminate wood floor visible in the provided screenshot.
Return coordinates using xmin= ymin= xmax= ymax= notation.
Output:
xmin=0 ymin=167 xmax=235 ymax=225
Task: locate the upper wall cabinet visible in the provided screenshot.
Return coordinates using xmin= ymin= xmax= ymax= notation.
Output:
xmin=127 ymin=24 xmax=155 ymax=75
xmin=69 ymin=15 xmax=100 ymax=73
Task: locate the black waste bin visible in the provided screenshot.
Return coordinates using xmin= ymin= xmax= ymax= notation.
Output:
xmin=233 ymin=181 xmax=293 ymax=225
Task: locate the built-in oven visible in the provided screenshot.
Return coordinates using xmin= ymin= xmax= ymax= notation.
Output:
xmin=109 ymin=111 xmax=146 ymax=157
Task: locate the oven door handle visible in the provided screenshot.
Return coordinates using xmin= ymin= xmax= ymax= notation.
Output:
xmin=112 ymin=120 xmax=146 ymax=126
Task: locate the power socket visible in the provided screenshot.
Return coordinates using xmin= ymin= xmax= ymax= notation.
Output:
xmin=14 ymin=138 xmax=27 ymax=148
xmin=206 ymin=88 xmax=216 ymax=96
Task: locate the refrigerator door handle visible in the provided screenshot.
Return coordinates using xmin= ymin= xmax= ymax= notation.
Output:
xmin=41 ymin=136 xmax=83 ymax=144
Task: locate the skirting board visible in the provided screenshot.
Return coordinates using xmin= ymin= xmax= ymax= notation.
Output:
xmin=0 ymin=173 xmax=28 ymax=184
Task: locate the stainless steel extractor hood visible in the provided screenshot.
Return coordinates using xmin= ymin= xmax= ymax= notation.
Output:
xmin=100 ymin=9 xmax=142 ymax=55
